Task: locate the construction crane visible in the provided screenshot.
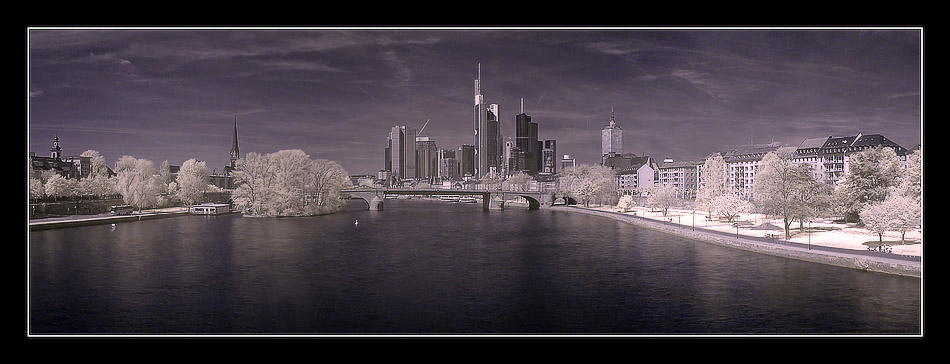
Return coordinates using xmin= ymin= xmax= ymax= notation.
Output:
xmin=418 ymin=118 xmax=431 ymax=136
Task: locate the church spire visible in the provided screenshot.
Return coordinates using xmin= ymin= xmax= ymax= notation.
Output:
xmin=230 ymin=115 xmax=240 ymax=167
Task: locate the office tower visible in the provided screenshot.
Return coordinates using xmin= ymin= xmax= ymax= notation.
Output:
xmin=415 ymin=136 xmax=438 ymax=180
xmin=515 ymin=98 xmax=540 ymax=175
xmin=438 ymin=149 xmax=458 ymax=180
xmin=542 ymin=139 xmax=557 ymax=174
xmin=602 ymin=107 xmax=623 ymax=158
xmin=459 ymin=144 xmax=475 ymax=177
xmin=473 ymin=63 xmax=502 ymax=178
xmin=388 ymin=125 xmax=416 ymax=181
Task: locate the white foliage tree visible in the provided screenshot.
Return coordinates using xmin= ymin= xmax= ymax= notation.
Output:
xmin=114 ymin=155 xmax=159 ymax=212
xmin=617 ymin=194 xmax=636 ymax=212
xmin=712 ymin=193 xmax=753 ymax=223
xmin=645 ymin=184 xmax=678 ymax=217
xmin=44 ymin=175 xmax=76 ymax=199
xmin=232 ymin=150 xmax=351 ymax=217
xmin=698 ymin=153 xmax=727 ymax=218
xmin=175 ymin=158 xmax=209 ymax=205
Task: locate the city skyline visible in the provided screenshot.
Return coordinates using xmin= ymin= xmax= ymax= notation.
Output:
xmin=28 ymin=27 xmax=923 ymax=176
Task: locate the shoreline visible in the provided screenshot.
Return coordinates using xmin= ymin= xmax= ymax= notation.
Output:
xmin=551 ymin=205 xmax=921 ymax=278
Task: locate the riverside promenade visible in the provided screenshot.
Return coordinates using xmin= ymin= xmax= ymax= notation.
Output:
xmin=28 ymin=207 xmax=190 ymax=231
xmin=554 ymin=205 xmax=922 ymax=278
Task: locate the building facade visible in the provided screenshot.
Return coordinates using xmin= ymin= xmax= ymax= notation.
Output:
xmin=29 ymin=135 xmax=92 ymax=180
xmin=657 ymin=159 xmax=702 ymax=199
xmin=541 ymin=139 xmax=557 ymax=174
xmin=793 ymin=133 xmax=908 ymax=186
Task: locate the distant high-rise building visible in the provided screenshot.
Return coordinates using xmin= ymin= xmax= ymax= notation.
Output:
xmin=438 ymin=149 xmax=458 ymax=180
xmin=388 ymin=125 xmax=417 ymax=181
xmin=473 ymin=64 xmax=502 ymax=178
xmin=542 ymin=139 xmax=557 ymax=174
xmin=515 ymin=98 xmax=540 ymax=175
xmin=459 ymin=144 xmax=475 ymax=178
xmin=601 ymin=107 xmax=623 ymax=159
xmin=415 ymin=136 xmax=438 ymax=180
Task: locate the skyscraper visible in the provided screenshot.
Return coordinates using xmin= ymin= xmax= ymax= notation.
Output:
xmin=458 ymin=144 xmax=475 ymax=178
xmin=388 ymin=125 xmax=416 ymax=181
xmin=415 ymin=136 xmax=438 ymax=180
xmin=515 ymin=98 xmax=540 ymax=175
xmin=601 ymin=107 xmax=623 ymax=159
xmin=473 ymin=64 xmax=502 ymax=178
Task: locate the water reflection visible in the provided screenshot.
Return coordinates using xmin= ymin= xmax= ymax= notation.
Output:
xmin=29 ymin=199 xmax=921 ymax=334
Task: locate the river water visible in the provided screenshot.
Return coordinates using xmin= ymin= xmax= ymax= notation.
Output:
xmin=28 ymin=199 xmax=921 ymax=335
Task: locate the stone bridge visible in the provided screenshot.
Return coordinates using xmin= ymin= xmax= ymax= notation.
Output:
xmin=342 ymin=188 xmax=565 ymax=211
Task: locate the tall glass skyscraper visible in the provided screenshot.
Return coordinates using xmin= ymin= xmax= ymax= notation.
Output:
xmin=473 ymin=64 xmax=502 ymax=178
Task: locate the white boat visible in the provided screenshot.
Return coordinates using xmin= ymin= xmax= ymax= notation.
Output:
xmin=439 ymin=195 xmax=460 ymax=202
xmin=459 ymin=196 xmax=478 ymax=204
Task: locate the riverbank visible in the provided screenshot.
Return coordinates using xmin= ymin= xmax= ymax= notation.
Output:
xmin=28 ymin=207 xmax=190 ymax=231
xmin=552 ymin=205 xmax=921 ymax=278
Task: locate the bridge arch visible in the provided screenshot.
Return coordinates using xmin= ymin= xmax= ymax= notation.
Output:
xmin=516 ymin=195 xmax=542 ymax=210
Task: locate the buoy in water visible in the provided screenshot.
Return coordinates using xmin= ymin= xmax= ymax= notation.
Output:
xmin=354 ymin=220 xmax=359 ymax=226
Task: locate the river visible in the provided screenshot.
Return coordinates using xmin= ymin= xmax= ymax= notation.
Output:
xmin=28 ymin=199 xmax=921 ymax=335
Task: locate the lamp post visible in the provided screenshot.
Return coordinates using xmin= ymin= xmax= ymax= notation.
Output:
xmin=808 ymin=220 xmax=812 ymax=250
xmin=692 ymin=210 xmax=695 ymax=231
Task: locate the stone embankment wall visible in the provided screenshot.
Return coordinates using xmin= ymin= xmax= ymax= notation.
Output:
xmin=557 ymin=206 xmax=921 ymax=278
xmin=29 ymin=198 xmax=125 ymax=219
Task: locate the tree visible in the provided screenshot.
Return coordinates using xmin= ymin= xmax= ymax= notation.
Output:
xmin=44 ymin=175 xmax=76 ymax=199
xmin=231 ymin=150 xmax=351 ymax=217
xmin=506 ymin=172 xmax=532 ymax=192
xmin=80 ymin=150 xmax=110 ymax=177
xmin=558 ymin=164 xmax=616 ymax=207
xmin=887 ymin=191 xmax=921 ymax=244
xmin=78 ymin=173 xmax=116 ymax=197
xmin=30 ymin=178 xmax=45 ymax=199
xmin=754 ymin=149 xmax=817 ymax=239
xmin=859 ymin=201 xmax=894 ymax=245
xmin=833 ymin=146 xmax=902 ymax=222
xmin=114 ymin=155 xmax=159 ymax=212
xmin=698 ymin=153 xmax=727 ymax=218
xmin=617 ymin=194 xmax=636 ymax=212
xmin=899 ymin=148 xmax=922 ymax=201
xmin=232 ymin=152 xmax=275 ymax=216
xmin=645 ymin=184 xmax=678 ymax=216
xmin=304 ymin=158 xmax=351 ymax=214
xmin=175 ymin=159 xmax=209 ymax=205
xmin=712 ymin=193 xmax=753 ymax=223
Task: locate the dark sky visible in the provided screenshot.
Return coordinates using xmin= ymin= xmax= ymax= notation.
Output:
xmin=27 ymin=27 xmax=922 ymax=176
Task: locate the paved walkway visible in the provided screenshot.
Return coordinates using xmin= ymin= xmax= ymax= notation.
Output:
xmin=554 ymin=206 xmax=921 ymax=278
xmin=28 ymin=207 xmax=189 ymax=230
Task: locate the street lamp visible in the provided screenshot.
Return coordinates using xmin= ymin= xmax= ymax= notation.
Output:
xmin=808 ymin=220 xmax=812 ymax=250
xmin=692 ymin=210 xmax=695 ymax=231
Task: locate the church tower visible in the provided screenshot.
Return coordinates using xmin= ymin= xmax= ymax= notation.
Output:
xmin=601 ymin=107 xmax=623 ymax=157
xmin=50 ymin=134 xmax=62 ymax=160
xmin=229 ymin=115 xmax=240 ymax=168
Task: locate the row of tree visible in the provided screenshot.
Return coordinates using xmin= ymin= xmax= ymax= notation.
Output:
xmin=230 ymin=149 xmax=351 ymax=217
xmin=30 ymin=150 xmax=225 ymax=212
xmin=552 ymin=146 xmax=921 ymax=244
